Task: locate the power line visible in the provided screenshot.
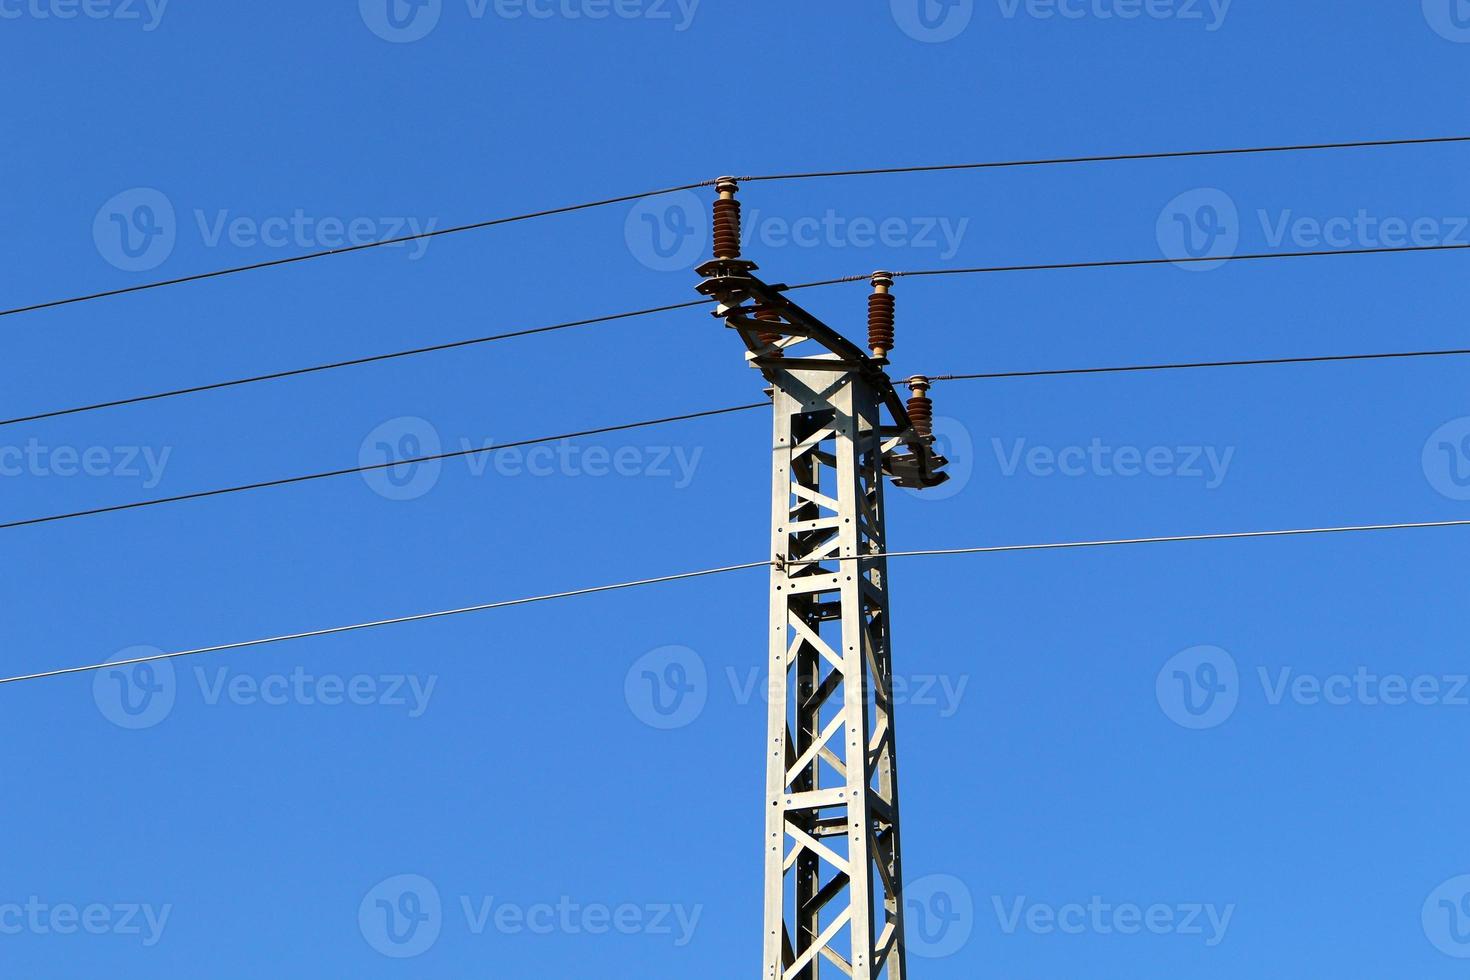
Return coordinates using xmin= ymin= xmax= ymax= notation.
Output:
xmin=12 ymin=240 xmax=1468 ymax=430
xmin=0 ymin=561 xmax=772 ymax=686
xmin=782 ymin=242 xmax=1470 ymax=294
xmin=738 ymin=135 xmax=1470 ymax=182
xmin=7 ymin=135 xmax=1465 ymax=322
xmin=6 ymin=517 xmax=1466 ymax=688
xmin=892 ymin=242 xmax=1470 ymax=279
xmin=0 ymin=300 xmax=709 ymax=427
xmin=858 ymin=520 xmax=1470 ymax=562
xmin=0 ymin=402 xmax=763 ymax=532
xmin=0 ymin=180 xmax=716 ymax=320
xmin=933 ymin=347 xmax=1470 ymax=383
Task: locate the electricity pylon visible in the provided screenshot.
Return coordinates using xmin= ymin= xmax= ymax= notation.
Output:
xmin=696 ymin=178 xmax=948 ymax=979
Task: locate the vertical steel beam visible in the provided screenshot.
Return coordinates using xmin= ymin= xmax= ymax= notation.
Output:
xmin=763 ymin=361 xmax=908 ymax=980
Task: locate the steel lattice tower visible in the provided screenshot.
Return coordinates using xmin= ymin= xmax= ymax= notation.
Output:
xmin=697 ymin=179 xmax=948 ymax=979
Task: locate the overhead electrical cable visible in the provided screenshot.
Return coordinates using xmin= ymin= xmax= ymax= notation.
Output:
xmin=0 ymin=300 xmax=710 ymax=427
xmin=0 ymin=180 xmax=717 ymax=319
xmin=931 ymin=347 xmax=1470 ymax=382
xmin=11 ymin=241 xmax=1468 ymax=429
xmin=887 ymin=242 xmax=1470 ymax=280
xmin=0 ymin=561 xmax=773 ymax=686
xmin=4 ymin=518 xmax=1466 ymax=687
xmin=0 ymin=403 xmax=764 ymax=531
xmin=738 ymin=135 xmax=1470 ymax=182
xmin=5 ymin=135 xmax=1464 ymax=319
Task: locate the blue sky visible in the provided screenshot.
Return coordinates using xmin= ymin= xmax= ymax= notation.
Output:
xmin=3 ymin=2 xmax=1470 ymax=977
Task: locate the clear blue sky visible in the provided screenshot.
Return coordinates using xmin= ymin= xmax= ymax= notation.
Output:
xmin=3 ymin=2 xmax=1469 ymax=977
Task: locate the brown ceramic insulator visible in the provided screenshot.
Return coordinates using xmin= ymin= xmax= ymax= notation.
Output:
xmin=712 ymin=198 xmax=742 ymax=259
xmin=907 ymin=393 xmax=934 ymax=439
xmin=755 ymin=306 xmax=783 ymax=357
xmin=868 ymin=291 xmax=895 ymax=356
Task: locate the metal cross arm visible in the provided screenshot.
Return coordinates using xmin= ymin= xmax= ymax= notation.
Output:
xmin=695 ymin=259 xmax=950 ymax=490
